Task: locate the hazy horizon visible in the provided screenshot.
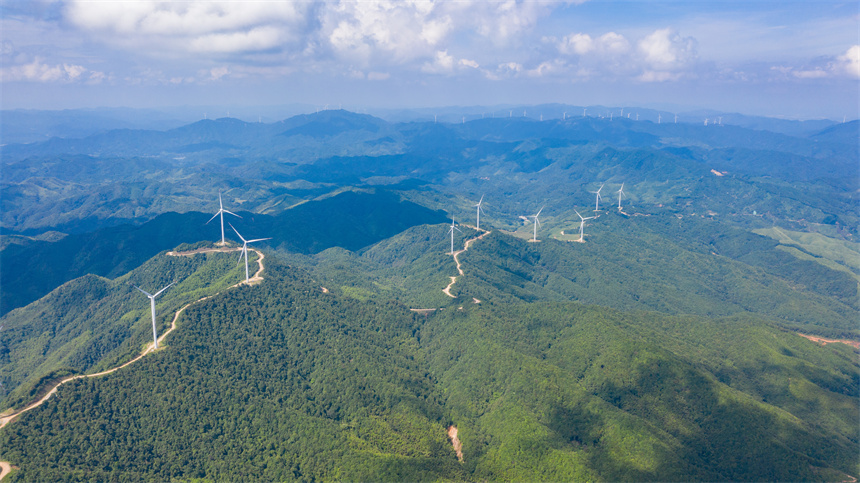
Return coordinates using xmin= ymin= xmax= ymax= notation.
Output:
xmin=2 ymin=1 xmax=858 ymax=120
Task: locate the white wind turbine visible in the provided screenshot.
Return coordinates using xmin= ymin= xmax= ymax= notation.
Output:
xmin=575 ymin=210 xmax=595 ymax=242
xmin=474 ymin=195 xmax=486 ymax=230
xmin=590 ymin=184 xmax=604 ymax=211
xmin=207 ymin=192 xmax=241 ymax=245
xmin=447 ymin=216 xmax=462 ymax=254
xmin=617 ymin=183 xmax=626 ymax=210
xmin=134 ymin=282 xmax=175 ymax=350
xmin=531 ymin=206 xmax=544 ymax=242
xmin=230 ymin=224 xmax=271 ymax=282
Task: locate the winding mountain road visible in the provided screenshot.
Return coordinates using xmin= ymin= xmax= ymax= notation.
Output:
xmin=0 ymin=248 xmax=267 ymax=480
xmin=443 ymin=226 xmax=491 ymax=298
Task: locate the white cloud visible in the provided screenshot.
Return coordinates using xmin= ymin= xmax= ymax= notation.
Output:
xmin=459 ymin=58 xmax=479 ymax=69
xmin=64 ymin=0 xmax=311 ymax=54
xmin=0 ymin=57 xmax=100 ymax=83
xmin=835 ymin=45 xmax=860 ymax=78
xmin=422 ymin=50 xmax=455 ymax=74
xmin=792 ymin=69 xmax=828 ymax=79
xmin=559 ymin=33 xmax=594 ymax=55
xmin=559 ymin=32 xmax=628 ymax=56
xmin=208 ymin=66 xmax=230 ymax=81
xmin=638 ymin=28 xmax=697 ymax=71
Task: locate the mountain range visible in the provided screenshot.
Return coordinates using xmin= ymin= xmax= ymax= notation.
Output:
xmin=0 ymin=107 xmax=856 ymax=481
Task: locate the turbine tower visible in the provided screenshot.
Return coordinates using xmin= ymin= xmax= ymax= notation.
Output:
xmin=447 ymin=217 xmax=462 ymax=254
xmin=575 ymin=210 xmax=595 ymax=242
xmin=531 ymin=207 xmax=544 ymax=242
xmin=590 ymin=184 xmax=604 ymax=211
xmin=206 ymin=192 xmax=241 ymax=245
xmin=134 ymin=282 xmax=175 ymax=350
xmin=230 ymin=224 xmax=271 ymax=282
xmin=474 ymin=195 xmax=486 ymax=230
xmin=617 ymin=183 xmax=626 ymax=210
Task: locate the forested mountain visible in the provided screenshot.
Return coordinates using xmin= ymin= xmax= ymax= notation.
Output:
xmin=0 ymin=260 xmax=855 ymax=481
xmin=0 ymin=107 xmax=856 ymax=481
xmin=0 ymin=189 xmax=445 ymax=315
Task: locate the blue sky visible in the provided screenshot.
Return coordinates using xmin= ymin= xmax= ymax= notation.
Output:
xmin=1 ymin=0 xmax=857 ymax=119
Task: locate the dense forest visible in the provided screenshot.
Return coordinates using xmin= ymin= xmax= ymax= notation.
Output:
xmin=1 ymin=260 xmax=856 ymax=481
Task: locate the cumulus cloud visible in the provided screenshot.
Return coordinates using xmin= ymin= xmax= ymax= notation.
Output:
xmin=555 ymin=28 xmax=696 ymax=81
xmin=637 ymin=28 xmax=697 ymax=72
xmin=64 ymin=0 xmax=311 ymax=54
xmin=835 ymin=45 xmax=860 ymax=78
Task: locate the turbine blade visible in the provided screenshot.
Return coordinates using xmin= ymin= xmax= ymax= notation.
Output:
xmin=575 ymin=209 xmax=584 ymax=221
xmin=246 ymin=237 xmax=272 ymax=244
xmin=237 ymin=246 xmax=246 ymax=265
xmin=152 ymin=281 xmax=175 ymax=298
xmin=206 ymin=211 xmax=220 ymax=224
xmin=229 ymin=223 xmax=246 ymax=243
xmin=133 ymin=286 xmax=153 ymax=297
xmin=222 ymin=210 xmax=241 ymax=218
xmin=536 ymin=206 xmax=544 ymax=217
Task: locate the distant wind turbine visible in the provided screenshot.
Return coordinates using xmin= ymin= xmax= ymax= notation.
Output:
xmin=448 ymin=216 xmax=462 ymax=254
xmin=474 ymin=195 xmax=486 ymax=230
xmin=531 ymin=206 xmax=544 ymax=242
xmin=617 ymin=183 xmax=626 ymax=210
xmin=674 ymin=114 xmax=678 ymax=123
xmin=590 ymin=184 xmax=604 ymax=211
xmin=229 ymin=224 xmax=271 ymax=282
xmin=207 ymin=192 xmax=241 ymax=245
xmin=583 ymin=108 xmax=587 ymax=117
xmin=658 ymin=114 xmax=661 ymax=124
xmin=134 ymin=282 xmax=175 ymax=350
xmin=620 ymin=107 xmax=624 ymax=117
xmin=575 ymin=210 xmax=596 ymax=242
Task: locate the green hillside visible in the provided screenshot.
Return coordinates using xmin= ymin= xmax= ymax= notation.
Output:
xmin=0 ymin=248 xmax=244 ymax=410
xmin=0 ymin=260 xmax=855 ymax=481
xmin=298 ymin=217 xmax=858 ymax=338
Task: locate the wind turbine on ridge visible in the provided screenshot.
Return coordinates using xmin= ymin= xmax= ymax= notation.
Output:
xmin=448 ymin=216 xmax=462 ymax=254
xmin=531 ymin=206 xmax=544 ymax=242
xmin=474 ymin=195 xmax=486 ymax=230
xmin=575 ymin=210 xmax=596 ymax=242
xmin=590 ymin=184 xmax=604 ymax=211
xmin=206 ymin=192 xmax=241 ymax=245
xmin=230 ymin=224 xmax=271 ymax=282
xmin=617 ymin=183 xmax=627 ymax=210
xmin=134 ymin=282 xmax=175 ymax=350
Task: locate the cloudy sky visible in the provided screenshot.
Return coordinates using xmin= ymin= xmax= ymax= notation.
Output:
xmin=1 ymin=0 xmax=858 ymax=119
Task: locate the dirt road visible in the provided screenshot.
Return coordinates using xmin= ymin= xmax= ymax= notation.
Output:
xmin=0 ymin=248 xmax=267 ymax=479
xmin=443 ymin=227 xmax=490 ymax=298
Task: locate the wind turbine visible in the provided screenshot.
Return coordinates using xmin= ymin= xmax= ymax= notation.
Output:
xmin=229 ymin=224 xmax=271 ymax=282
xmin=447 ymin=217 xmax=462 ymax=254
xmin=575 ymin=210 xmax=595 ymax=242
xmin=134 ymin=282 xmax=175 ymax=350
xmin=474 ymin=195 xmax=486 ymax=230
xmin=617 ymin=183 xmax=626 ymax=210
xmin=531 ymin=206 xmax=544 ymax=242
xmin=206 ymin=192 xmax=241 ymax=245
xmin=590 ymin=184 xmax=604 ymax=211
xmin=658 ymin=114 xmax=661 ymax=124
xmin=583 ymin=108 xmax=587 ymax=117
